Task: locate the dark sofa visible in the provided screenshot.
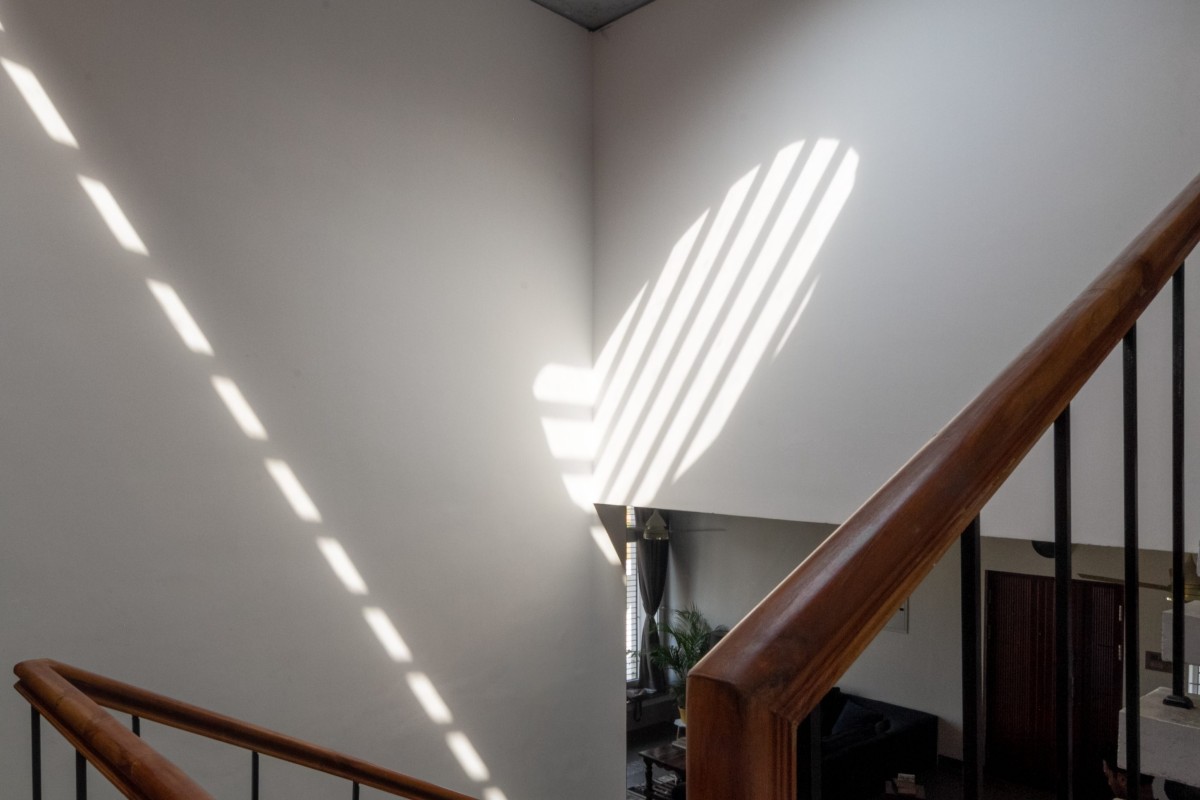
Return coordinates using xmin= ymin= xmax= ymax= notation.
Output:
xmin=666 ymin=688 xmax=936 ymax=800
xmin=800 ymin=687 xmax=938 ymax=799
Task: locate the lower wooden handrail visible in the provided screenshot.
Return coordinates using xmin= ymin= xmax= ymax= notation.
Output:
xmin=686 ymin=170 xmax=1200 ymax=799
xmin=14 ymin=659 xmax=477 ymax=800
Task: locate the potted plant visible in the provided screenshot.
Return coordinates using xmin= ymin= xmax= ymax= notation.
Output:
xmin=648 ymin=605 xmax=717 ymax=724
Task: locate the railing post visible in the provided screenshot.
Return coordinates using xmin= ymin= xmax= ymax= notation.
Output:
xmin=353 ymin=781 xmax=361 ymax=800
xmin=132 ymin=714 xmax=141 ymax=737
xmin=1166 ymin=265 xmax=1194 ymax=709
xmin=1123 ymin=326 xmax=1141 ymax=783
xmin=252 ymin=750 xmax=260 ymax=800
xmin=1054 ymin=408 xmax=1073 ymax=800
xmin=796 ymin=705 xmax=822 ymax=800
xmin=960 ymin=515 xmax=982 ymax=800
xmin=30 ymin=707 xmax=41 ymax=800
xmin=76 ymin=751 xmax=87 ymax=800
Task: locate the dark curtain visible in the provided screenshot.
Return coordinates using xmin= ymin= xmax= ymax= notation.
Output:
xmin=637 ymin=537 xmax=669 ymax=693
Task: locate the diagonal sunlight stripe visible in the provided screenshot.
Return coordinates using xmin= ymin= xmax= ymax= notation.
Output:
xmin=594 ymin=285 xmax=645 ymax=396
xmin=534 ymin=285 xmax=647 ymax=410
xmin=363 ymin=607 xmax=414 ymax=663
xmin=78 ymin=175 xmax=148 ymax=255
xmin=668 ymin=139 xmax=840 ymax=481
xmin=316 ymin=537 xmax=369 ymax=595
xmin=146 ymin=279 xmax=214 ymax=355
xmin=681 ymin=149 xmax=858 ymax=476
xmin=2 ymin=58 xmax=77 ymax=147
xmin=629 ymin=141 xmax=807 ymax=503
xmin=406 ymin=672 xmax=453 ymax=724
xmin=774 ymin=275 xmax=821 ymax=360
xmin=602 ymin=165 xmax=759 ymax=501
xmin=592 ymin=214 xmax=707 ymax=451
xmin=264 ymin=458 xmax=323 ymax=523
xmin=590 ymin=525 xmax=622 ymax=566
xmin=482 ymin=788 xmax=509 ymax=800
xmin=211 ymin=375 xmax=268 ymax=440
xmin=445 ymin=732 xmax=490 ymax=782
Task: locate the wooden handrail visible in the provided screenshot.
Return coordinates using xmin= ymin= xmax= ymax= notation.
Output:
xmin=14 ymin=659 xmax=477 ymax=800
xmin=686 ymin=171 xmax=1200 ymax=800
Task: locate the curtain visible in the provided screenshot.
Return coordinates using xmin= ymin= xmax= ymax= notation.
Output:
xmin=637 ymin=537 xmax=669 ymax=693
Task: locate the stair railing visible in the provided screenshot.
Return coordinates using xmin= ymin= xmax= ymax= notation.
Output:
xmin=14 ymin=658 xmax=476 ymax=800
xmin=687 ymin=171 xmax=1200 ymax=800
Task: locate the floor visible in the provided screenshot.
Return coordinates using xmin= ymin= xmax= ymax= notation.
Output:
xmin=623 ymin=721 xmax=1058 ymax=799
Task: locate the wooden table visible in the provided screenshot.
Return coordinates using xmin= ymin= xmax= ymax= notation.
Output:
xmin=639 ymin=742 xmax=686 ymax=799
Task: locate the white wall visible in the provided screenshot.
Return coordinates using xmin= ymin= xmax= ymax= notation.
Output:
xmin=592 ymin=0 xmax=1200 ymax=549
xmin=0 ymin=2 xmax=622 ymax=798
xmin=667 ymin=510 xmax=1178 ymax=760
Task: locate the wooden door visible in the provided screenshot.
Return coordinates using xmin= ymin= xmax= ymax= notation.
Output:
xmin=984 ymin=571 xmax=1123 ymax=797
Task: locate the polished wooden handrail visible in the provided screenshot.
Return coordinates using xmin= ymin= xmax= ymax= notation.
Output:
xmin=687 ymin=171 xmax=1200 ymax=800
xmin=14 ymin=659 xmax=477 ymax=800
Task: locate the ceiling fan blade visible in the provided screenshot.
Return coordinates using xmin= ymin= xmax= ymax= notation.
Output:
xmin=1078 ymin=574 xmax=1171 ymax=591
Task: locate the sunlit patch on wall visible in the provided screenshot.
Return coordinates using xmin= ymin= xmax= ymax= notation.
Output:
xmin=603 ymin=165 xmax=759 ymax=502
xmin=406 ymin=672 xmax=453 ymax=724
xmin=540 ymin=417 xmax=595 ymax=461
xmin=775 ymin=276 xmax=821 ymax=360
xmin=482 ymin=788 xmax=509 ymax=800
xmin=593 ymin=214 xmax=707 ymax=465
xmin=316 ymin=537 xmax=368 ymax=595
xmin=264 ymin=458 xmax=322 ymax=523
xmin=532 ymin=364 xmax=595 ymax=406
xmin=446 ymin=731 xmax=490 ymax=782
xmin=211 ymin=375 xmax=267 ymax=440
xmin=535 ymin=138 xmax=859 ymax=511
xmin=1 ymin=58 xmax=77 ymax=147
xmin=78 ymin=175 xmax=148 ymax=255
xmin=362 ymin=607 xmax=413 ymax=663
xmin=145 ymin=279 xmax=214 ymax=355
xmin=590 ymin=525 xmax=621 ymax=566
xmin=676 ymin=142 xmax=857 ymax=480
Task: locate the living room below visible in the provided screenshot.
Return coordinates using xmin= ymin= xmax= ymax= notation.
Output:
xmin=617 ymin=507 xmax=1184 ymax=797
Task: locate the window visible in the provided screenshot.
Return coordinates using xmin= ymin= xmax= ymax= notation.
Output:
xmin=626 ymin=539 xmax=640 ymax=682
xmin=1188 ymin=663 xmax=1200 ymax=695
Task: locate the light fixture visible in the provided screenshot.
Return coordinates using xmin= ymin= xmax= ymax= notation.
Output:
xmin=643 ymin=510 xmax=669 ymax=540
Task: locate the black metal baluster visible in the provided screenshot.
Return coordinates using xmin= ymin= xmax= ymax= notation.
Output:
xmin=131 ymin=714 xmax=141 ymax=736
xmin=1166 ymin=266 xmax=1194 ymax=709
xmin=76 ymin=751 xmax=87 ymax=800
xmin=352 ymin=781 xmax=361 ymax=800
xmin=30 ymin=707 xmax=41 ymax=800
xmin=1054 ymin=408 xmax=1073 ymax=800
xmin=961 ymin=515 xmax=983 ymax=800
xmin=1123 ymin=326 xmax=1141 ymax=783
xmin=252 ymin=751 xmax=260 ymax=800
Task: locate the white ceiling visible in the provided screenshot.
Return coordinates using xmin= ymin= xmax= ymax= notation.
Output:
xmin=528 ymin=0 xmax=656 ymax=30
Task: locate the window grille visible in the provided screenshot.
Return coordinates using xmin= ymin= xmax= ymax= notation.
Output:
xmin=626 ymin=540 xmax=640 ymax=682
